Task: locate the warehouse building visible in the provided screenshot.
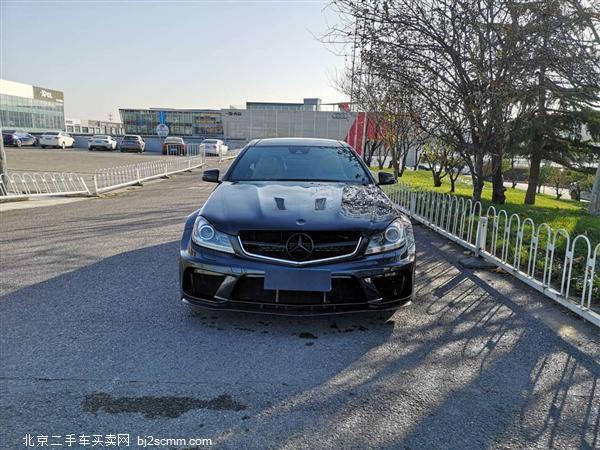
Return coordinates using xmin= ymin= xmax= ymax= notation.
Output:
xmin=0 ymin=79 xmax=65 ymax=132
xmin=65 ymin=118 xmax=124 ymax=135
xmin=119 ymin=99 xmax=360 ymax=147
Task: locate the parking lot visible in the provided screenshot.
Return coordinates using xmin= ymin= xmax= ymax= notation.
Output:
xmin=4 ymin=147 xmax=178 ymax=187
xmin=1 ymin=155 xmax=598 ymax=449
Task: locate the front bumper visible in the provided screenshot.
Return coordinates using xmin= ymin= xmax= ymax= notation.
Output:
xmin=180 ymin=243 xmax=415 ymax=316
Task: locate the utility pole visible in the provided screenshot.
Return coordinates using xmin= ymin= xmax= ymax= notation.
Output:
xmin=0 ymin=126 xmax=7 ymax=176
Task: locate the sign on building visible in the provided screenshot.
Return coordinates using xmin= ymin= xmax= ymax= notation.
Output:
xmin=33 ymin=86 xmax=64 ymax=103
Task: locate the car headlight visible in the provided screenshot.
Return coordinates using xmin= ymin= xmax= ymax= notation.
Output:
xmin=191 ymin=216 xmax=234 ymax=254
xmin=365 ymin=218 xmax=406 ymax=255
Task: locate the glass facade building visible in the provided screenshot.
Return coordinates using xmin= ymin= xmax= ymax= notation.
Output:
xmin=0 ymin=80 xmax=65 ymax=132
xmin=120 ymin=109 xmax=224 ymax=137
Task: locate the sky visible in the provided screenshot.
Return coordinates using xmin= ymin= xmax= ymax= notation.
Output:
xmin=0 ymin=0 xmax=349 ymax=121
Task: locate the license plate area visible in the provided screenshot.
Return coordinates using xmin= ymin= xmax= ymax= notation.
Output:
xmin=264 ymin=268 xmax=331 ymax=292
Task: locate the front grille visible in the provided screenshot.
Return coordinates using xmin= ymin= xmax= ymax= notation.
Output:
xmin=231 ymin=276 xmax=367 ymax=305
xmin=238 ymin=230 xmax=361 ymax=263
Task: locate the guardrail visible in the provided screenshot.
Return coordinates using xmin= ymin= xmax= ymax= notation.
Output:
xmin=0 ymin=171 xmax=90 ymax=200
xmin=383 ymin=182 xmax=600 ymax=327
xmin=93 ymin=156 xmax=204 ymax=194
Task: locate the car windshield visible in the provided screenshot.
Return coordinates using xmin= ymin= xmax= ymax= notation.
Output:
xmin=44 ymin=133 xmax=59 ymax=136
xmin=93 ymin=135 xmax=109 ymax=139
xmin=123 ymin=136 xmax=138 ymax=140
xmin=203 ymin=139 xmax=218 ymax=144
xmin=228 ymin=145 xmax=372 ymax=184
xmin=165 ymin=138 xmax=183 ymax=143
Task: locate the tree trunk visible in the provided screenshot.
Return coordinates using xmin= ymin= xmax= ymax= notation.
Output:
xmin=589 ymin=163 xmax=600 ymax=216
xmin=432 ymin=171 xmax=442 ymax=187
xmin=491 ymin=154 xmax=505 ymax=204
xmin=472 ymin=154 xmax=484 ymax=202
xmin=525 ymin=153 xmax=542 ymax=205
xmin=449 ymin=177 xmax=456 ymax=193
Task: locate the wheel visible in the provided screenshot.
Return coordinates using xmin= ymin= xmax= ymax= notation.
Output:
xmin=61 ymin=141 xmax=66 ymax=150
xmin=41 ymin=145 xmax=46 ymax=149
xmin=89 ymin=146 xmax=94 ymax=151
xmin=16 ymin=140 xmax=22 ymax=148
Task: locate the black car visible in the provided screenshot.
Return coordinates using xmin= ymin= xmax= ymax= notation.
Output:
xmin=180 ymin=138 xmax=415 ymax=315
xmin=2 ymin=131 xmax=37 ymax=147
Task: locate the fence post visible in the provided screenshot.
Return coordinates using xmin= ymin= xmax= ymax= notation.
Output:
xmin=136 ymin=166 xmax=142 ymax=185
xmin=93 ymin=173 xmax=99 ymax=196
xmin=409 ymin=191 xmax=416 ymax=218
xmin=163 ymin=160 xmax=169 ymax=179
xmin=474 ymin=216 xmax=488 ymax=257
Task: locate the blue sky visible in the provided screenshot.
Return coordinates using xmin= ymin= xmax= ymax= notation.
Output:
xmin=0 ymin=0 xmax=348 ymax=120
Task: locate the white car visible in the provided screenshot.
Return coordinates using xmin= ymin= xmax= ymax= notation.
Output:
xmin=88 ymin=135 xmax=117 ymax=151
xmin=202 ymin=139 xmax=228 ymax=157
xmin=40 ymin=131 xmax=75 ymax=149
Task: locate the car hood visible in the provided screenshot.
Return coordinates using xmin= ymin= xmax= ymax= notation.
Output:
xmin=200 ymin=181 xmax=397 ymax=235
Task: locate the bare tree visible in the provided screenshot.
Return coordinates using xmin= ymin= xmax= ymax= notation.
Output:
xmin=325 ymin=0 xmax=531 ymax=204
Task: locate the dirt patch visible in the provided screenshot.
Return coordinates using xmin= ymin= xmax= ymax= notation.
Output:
xmin=298 ymin=332 xmax=318 ymax=339
xmin=83 ymin=392 xmax=246 ymax=418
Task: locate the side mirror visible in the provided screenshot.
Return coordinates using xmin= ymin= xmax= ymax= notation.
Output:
xmin=378 ymin=171 xmax=396 ymax=185
xmin=202 ymin=169 xmax=220 ymax=183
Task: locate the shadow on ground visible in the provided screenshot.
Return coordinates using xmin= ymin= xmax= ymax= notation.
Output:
xmin=0 ymin=234 xmax=598 ymax=449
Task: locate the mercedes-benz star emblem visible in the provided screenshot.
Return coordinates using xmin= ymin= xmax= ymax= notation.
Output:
xmin=286 ymin=233 xmax=314 ymax=260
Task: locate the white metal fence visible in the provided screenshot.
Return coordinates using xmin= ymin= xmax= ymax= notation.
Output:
xmin=0 ymin=171 xmax=90 ymax=200
xmin=161 ymin=143 xmax=240 ymax=162
xmin=383 ymin=182 xmax=600 ymax=327
xmin=93 ymin=156 xmax=205 ymax=193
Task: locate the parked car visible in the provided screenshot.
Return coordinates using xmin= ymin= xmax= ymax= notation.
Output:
xmin=202 ymin=139 xmax=228 ymax=157
xmin=2 ymin=131 xmax=37 ymax=148
xmin=179 ymin=137 xmax=415 ymax=315
xmin=88 ymin=135 xmax=117 ymax=151
xmin=162 ymin=137 xmax=187 ymax=155
xmin=40 ymin=131 xmax=75 ymax=149
xmin=120 ymin=135 xmax=145 ymax=153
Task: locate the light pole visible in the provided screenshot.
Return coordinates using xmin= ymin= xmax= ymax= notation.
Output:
xmin=0 ymin=126 xmax=7 ymax=176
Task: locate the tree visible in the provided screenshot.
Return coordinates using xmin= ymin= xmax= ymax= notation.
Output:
xmin=445 ymin=151 xmax=466 ymax=194
xmin=517 ymin=0 xmax=600 ymax=204
xmin=325 ymin=0 xmax=531 ymax=204
xmin=421 ymin=140 xmax=449 ymax=188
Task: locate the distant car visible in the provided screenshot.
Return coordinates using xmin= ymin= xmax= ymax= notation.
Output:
xmin=2 ymin=131 xmax=37 ymax=148
xmin=202 ymin=139 xmax=228 ymax=157
xmin=40 ymin=131 xmax=75 ymax=149
xmin=88 ymin=135 xmax=117 ymax=151
xmin=162 ymin=137 xmax=187 ymax=155
xmin=120 ymin=135 xmax=145 ymax=153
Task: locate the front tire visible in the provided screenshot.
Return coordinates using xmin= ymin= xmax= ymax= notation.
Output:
xmin=16 ymin=140 xmax=22 ymax=148
xmin=41 ymin=145 xmax=46 ymax=149
xmin=61 ymin=142 xmax=66 ymax=150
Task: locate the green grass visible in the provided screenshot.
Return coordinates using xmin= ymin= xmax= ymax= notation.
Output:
xmin=376 ymin=168 xmax=600 ymax=248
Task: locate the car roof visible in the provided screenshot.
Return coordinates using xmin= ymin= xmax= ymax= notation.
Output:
xmin=252 ymin=137 xmax=345 ymax=147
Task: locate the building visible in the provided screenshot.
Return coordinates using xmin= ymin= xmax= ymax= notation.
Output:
xmin=65 ymin=118 xmax=124 ymax=135
xmin=119 ymin=99 xmax=361 ymax=147
xmin=246 ymin=98 xmax=322 ymax=111
xmin=120 ymin=108 xmax=223 ymax=137
xmin=0 ymin=79 xmax=65 ymax=132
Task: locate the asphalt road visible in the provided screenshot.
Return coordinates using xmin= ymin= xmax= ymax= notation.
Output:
xmin=1 ymin=169 xmax=599 ymax=449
